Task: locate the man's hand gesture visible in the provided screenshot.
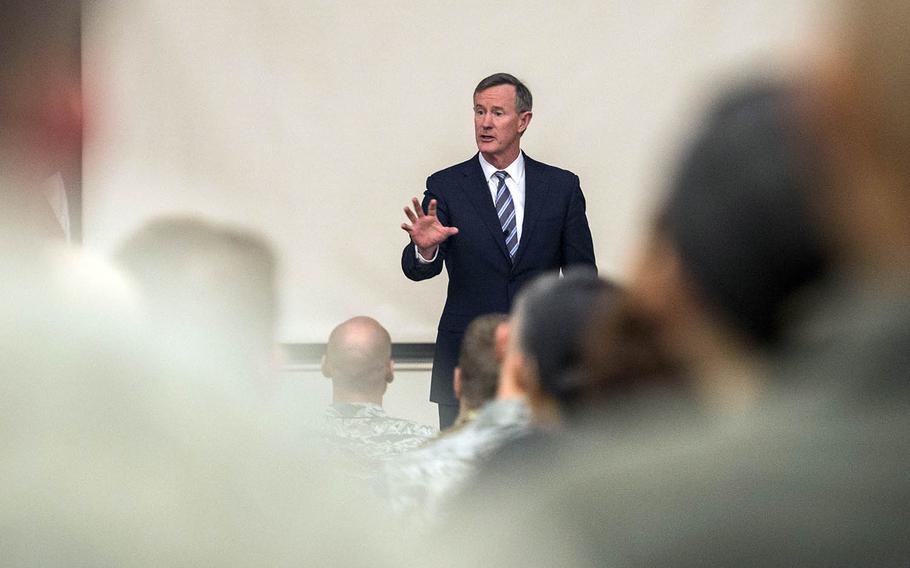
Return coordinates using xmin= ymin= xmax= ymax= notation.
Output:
xmin=401 ymin=197 xmax=459 ymax=260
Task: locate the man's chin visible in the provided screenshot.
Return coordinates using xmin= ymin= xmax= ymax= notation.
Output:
xmin=476 ymin=142 xmax=497 ymax=155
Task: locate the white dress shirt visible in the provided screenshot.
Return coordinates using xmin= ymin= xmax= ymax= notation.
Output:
xmin=416 ymin=152 xmax=526 ymax=263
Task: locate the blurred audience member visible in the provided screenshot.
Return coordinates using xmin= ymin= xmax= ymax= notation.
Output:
xmin=581 ymin=293 xmax=689 ymax=409
xmin=460 ymin=269 xmax=621 ymax=495
xmin=322 ymin=316 xmax=434 ymax=468
xmin=0 ymin=0 xmax=81 ymax=245
xmin=625 ymin=82 xmax=829 ymax=411
xmin=115 ymin=216 xmax=280 ymax=389
xmin=0 ymin=253 xmax=393 ymax=565
xmin=382 ymin=313 xmax=530 ymax=523
xmin=503 ymin=269 xmax=619 ymax=426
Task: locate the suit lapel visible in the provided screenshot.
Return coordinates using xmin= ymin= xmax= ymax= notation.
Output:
xmin=459 ymin=155 xmax=511 ymax=262
xmin=512 ymin=154 xmax=549 ymax=269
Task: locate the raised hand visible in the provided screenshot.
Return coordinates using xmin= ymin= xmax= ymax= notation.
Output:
xmin=401 ymin=197 xmax=459 ymax=259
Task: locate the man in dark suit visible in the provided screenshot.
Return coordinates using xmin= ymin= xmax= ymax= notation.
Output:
xmin=401 ymin=73 xmax=596 ymax=429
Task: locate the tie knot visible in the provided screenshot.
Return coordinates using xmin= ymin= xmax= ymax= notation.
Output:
xmin=493 ymin=171 xmax=508 ymax=182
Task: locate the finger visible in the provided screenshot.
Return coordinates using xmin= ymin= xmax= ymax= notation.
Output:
xmin=427 ymin=199 xmax=438 ymax=218
xmin=446 ymin=226 xmax=459 ymax=236
xmin=412 ymin=197 xmax=424 ymax=217
xmin=403 ymin=206 xmax=418 ymax=224
xmin=401 ymin=223 xmax=413 ymax=233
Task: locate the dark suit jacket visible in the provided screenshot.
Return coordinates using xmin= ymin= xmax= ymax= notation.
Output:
xmin=402 ymin=153 xmax=596 ymax=405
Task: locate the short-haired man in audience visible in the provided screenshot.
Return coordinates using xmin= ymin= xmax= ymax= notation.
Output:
xmin=383 ymin=313 xmax=530 ymax=522
xmin=446 ymin=313 xmax=509 ymax=432
xmin=322 ymin=317 xmax=435 ymax=468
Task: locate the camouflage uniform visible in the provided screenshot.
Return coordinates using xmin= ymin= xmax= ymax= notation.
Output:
xmin=381 ymin=398 xmax=532 ymax=522
xmin=322 ymin=403 xmax=435 ymax=475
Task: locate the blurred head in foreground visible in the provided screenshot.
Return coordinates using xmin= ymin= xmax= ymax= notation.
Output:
xmin=582 ymin=293 xmax=687 ymax=410
xmin=452 ymin=313 xmax=509 ymax=424
xmin=0 ymin=259 xmax=390 ymax=566
xmin=504 ymin=269 xmax=618 ymax=425
xmin=627 ymin=81 xmax=830 ymax=408
xmin=322 ymin=316 xmax=394 ymax=406
xmin=116 ymin=216 xmax=279 ymax=384
xmin=806 ymin=2 xmax=910 ymax=285
xmin=0 ymin=0 xmax=81 ymax=244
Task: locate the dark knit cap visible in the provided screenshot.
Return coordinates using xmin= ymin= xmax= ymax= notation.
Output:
xmin=663 ymin=81 xmax=829 ymax=347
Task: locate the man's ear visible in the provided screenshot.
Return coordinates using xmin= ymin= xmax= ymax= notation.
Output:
xmin=386 ymin=360 xmax=395 ymax=384
xmin=320 ymin=354 xmax=331 ymax=378
xmin=518 ymin=111 xmax=533 ymax=135
xmin=453 ymin=367 xmax=462 ymax=400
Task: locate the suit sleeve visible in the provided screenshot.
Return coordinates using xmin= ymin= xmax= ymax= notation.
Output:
xmin=561 ymin=175 xmax=597 ymax=271
xmin=401 ymin=181 xmax=448 ymax=281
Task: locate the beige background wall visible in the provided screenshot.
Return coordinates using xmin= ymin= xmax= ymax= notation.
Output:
xmin=82 ymin=0 xmax=828 ymax=350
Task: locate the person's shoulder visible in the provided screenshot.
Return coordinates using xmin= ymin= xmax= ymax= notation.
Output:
xmin=392 ymin=417 xmax=436 ymax=439
xmin=370 ymin=413 xmax=436 ymax=439
xmin=428 ymin=155 xmax=479 ymax=182
xmin=524 ymin=155 xmax=580 ymax=186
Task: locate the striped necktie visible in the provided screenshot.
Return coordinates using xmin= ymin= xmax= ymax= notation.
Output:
xmin=493 ymin=170 xmax=518 ymax=258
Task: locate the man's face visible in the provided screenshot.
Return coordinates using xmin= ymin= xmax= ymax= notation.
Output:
xmin=473 ymin=84 xmax=531 ymax=165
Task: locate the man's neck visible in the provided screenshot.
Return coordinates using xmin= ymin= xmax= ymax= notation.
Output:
xmin=481 ymin=147 xmax=521 ymax=170
xmin=332 ymin=388 xmax=383 ymax=407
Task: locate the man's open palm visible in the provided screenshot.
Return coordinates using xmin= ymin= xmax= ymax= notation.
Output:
xmin=401 ymin=197 xmax=459 ymax=256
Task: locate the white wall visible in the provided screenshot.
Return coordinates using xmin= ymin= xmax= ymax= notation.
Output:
xmin=82 ymin=0 xmax=829 ymax=344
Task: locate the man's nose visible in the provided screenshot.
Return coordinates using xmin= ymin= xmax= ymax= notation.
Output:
xmin=481 ymin=113 xmax=493 ymax=128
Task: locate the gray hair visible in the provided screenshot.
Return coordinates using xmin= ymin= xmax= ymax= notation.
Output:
xmin=474 ymin=73 xmax=533 ymax=114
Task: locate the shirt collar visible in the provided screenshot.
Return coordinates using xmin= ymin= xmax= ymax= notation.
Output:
xmin=478 ymin=151 xmax=525 ymax=183
xmin=327 ymin=402 xmax=386 ymax=418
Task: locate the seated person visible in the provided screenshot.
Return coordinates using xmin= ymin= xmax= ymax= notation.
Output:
xmin=383 ymin=313 xmax=531 ymax=522
xmin=462 ymin=270 xmax=620 ymax=490
xmin=502 ymin=268 xmax=619 ymax=427
xmin=115 ymin=216 xmax=281 ymax=391
xmin=442 ymin=313 xmax=508 ymax=433
xmin=321 ymin=316 xmax=435 ymax=467
xmin=624 ymin=81 xmax=829 ymax=412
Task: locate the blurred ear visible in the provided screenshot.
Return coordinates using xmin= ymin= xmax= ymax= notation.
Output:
xmin=494 ymin=322 xmax=510 ymax=364
xmin=386 ymin=360 xmax=395 ymax=384
xmin=453 ymin=367 xmax=462 ymax=400
xmin=320 ymin=354 xmax=331 ymax=378
xmin=514 ymin=353 xmax=536 ymax=394
xmin=804 ymin=43 xmax=877 ymax=177
xmin=502 ymin=350 xmax=533 ymax=396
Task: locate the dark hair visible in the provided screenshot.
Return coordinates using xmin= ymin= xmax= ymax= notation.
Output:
xmin=663 ymin=81 xmax=830 ymax=347
xmin=514 ymin=269 xmax=616 ymax=409
xmin=583 ymin=294 xmax=688 ymax=403
xmin=457 ymin=313 xmax=508 ymax=411
xmin=0 ymin=0 xmax=80 ymax=101
xmin=474 ymin=73 xmax=533 ymax=114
